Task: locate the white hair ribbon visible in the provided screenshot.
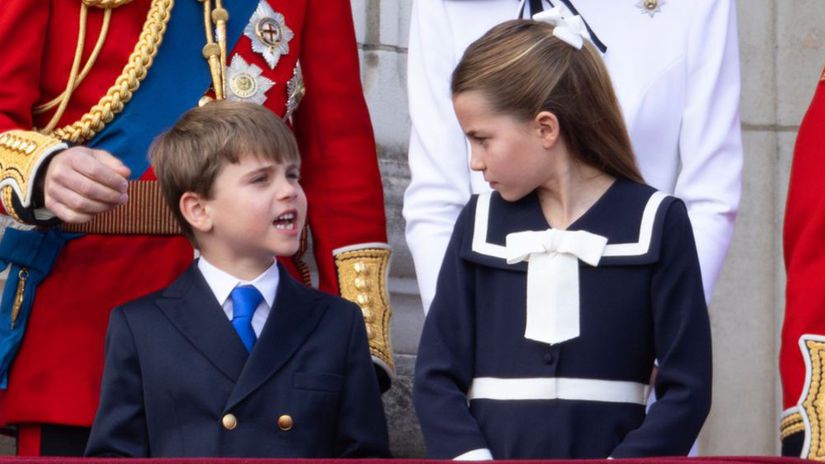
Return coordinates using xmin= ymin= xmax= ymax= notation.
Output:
xmin=532 ymin=6 xmax=590 ymax=50
xmin=506 ymin=229 xmax=608 ymax=345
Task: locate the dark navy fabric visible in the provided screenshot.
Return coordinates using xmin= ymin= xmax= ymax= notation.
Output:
xmin=85 ymin=263 xmax=389 ymax=458
xmin=413 ymin=179 xmax=711 ymax=459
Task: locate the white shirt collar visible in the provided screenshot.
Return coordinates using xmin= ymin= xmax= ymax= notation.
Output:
xmin=197 ymin=257 xmax=279 ymax=309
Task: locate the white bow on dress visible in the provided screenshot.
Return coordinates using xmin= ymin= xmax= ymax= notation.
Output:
xmin=506 ymin=228 xmax=608 ymax=345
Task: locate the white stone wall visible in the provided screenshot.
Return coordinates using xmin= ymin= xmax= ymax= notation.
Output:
xmin=353 ymin=0 xmax=825 ymax=457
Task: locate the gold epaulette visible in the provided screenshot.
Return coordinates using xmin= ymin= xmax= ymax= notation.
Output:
xmin=0 ymin=130 xmax=67 ymax=222
xmin=334 ymin=244 xmax=395 ymax=389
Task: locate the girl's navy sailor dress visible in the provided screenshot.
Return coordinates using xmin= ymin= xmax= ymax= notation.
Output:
xmin=413 ymin=179 xmax=712 ymax=459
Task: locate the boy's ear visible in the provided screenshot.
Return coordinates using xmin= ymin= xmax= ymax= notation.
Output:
xmin=535 ymin=111 xmax=561 ymax=149
xmin=179 ymin=192 xmax=213 ymax=233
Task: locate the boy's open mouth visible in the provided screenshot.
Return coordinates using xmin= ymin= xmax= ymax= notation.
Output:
xmin=274 ymin=210 xmax=297 ymax=230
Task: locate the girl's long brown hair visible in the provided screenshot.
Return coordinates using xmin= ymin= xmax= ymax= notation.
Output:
xmin=452 ymin=20 xmax=644 ymax=184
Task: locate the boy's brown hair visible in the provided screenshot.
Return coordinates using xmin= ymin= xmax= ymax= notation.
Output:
xmin=151 ymin=100 xmax=301 ymax=246
xmin=452 ymin=20 xmax=644 ymax=184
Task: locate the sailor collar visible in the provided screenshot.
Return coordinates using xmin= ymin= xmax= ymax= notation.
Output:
xmin=462 ymin=179 xmax=673 ymax=270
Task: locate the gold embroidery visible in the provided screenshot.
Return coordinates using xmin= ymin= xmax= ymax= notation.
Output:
xmin=334 ymin=246 xmax=395 ymax=377
xmin=1 ymin=186 xmax=23 ymax=223
xmin=0 ymin=130 xmax=66 ymax=212
xmin=781 ymin=411 xmax=805 ymax=440
xmin=800 ymin=336 xmax=825 ymax=459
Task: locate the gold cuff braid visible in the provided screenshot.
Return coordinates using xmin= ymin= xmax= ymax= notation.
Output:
xmin=334 ymin=245 xmax=395 ymax=381
xmin=798 ymin=335 xmax=825 ymax=459
xmin=0 ymin=130 xmax=66 ymax=220
xmin=781 ymin=411 xmax=805 ymax=441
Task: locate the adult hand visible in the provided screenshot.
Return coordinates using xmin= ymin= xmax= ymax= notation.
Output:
xmin=42 ymin=146 xmax=131 ymax=223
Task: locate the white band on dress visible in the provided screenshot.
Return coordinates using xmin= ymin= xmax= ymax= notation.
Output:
xmin=468 ymin=377 xmax=649 ymax=405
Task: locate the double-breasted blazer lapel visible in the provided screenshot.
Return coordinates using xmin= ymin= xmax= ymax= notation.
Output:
xmin=226 ymin=265 xmax=328 ymax=411
xmin=154 ymin=264 xmax=249 ymax=382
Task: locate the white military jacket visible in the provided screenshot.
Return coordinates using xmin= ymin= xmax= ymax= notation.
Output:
xmin=403 ymin=0 xmax=743 ymax=312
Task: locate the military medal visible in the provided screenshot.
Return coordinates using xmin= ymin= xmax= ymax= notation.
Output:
xmin=244 ymin=1 xmax=294 ymax=69
xmin=284 ymin=62 xmax=305 ymax=123
xmin=227 ymin=55 xmax=275 ymax=105
xmin=635 ymin=0 xmax=665 ymax=17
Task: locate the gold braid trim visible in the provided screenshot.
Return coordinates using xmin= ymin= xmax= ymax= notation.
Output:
xmin=2 ymin=186 xmax=24 ymax=223
xmin=48 ymin=0 xmax=174 ymax=144
xmin=334 ymin=245 xmax=395 ymax=379
xmin=800 ymin=335 xmax=825 ymax=459
xmin=82 ymin=0 xmax=135 ymax=9
xmin=782 ymin=411 xmax=805 ymax=440
xmin=0 ymin=130 xmax=67 ymax=218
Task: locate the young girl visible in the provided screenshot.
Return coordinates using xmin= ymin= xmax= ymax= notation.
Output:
xmin=412 ymin=13 xmax=712 ymax=460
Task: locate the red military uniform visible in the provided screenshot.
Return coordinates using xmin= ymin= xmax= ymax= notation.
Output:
xmin=780 ymin=69 xmax=825 ymax=459
xmin=0 ymin=0 xmax=392 ymax=454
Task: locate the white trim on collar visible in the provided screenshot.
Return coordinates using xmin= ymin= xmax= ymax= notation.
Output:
xmin=603 ymin=191 xmax=668 ymax=257
xmin=472 ymin=192 xmax=509 ymax=259
xmin=471 ymin=190 xmax=669 ymax=259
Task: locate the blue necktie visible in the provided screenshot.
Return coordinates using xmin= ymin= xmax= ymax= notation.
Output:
xmin=230 ymin=285 xmax=263 ymax=352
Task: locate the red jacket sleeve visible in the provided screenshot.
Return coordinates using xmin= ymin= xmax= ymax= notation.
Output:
xmin=292 ymin=0 xmax=388 ymax=295
xmin=0 ymin=1 xmax=47 ymax=132
xmin=0 ymin=1 xmax=51 ymax=217
xmin=781 ymin=77 xmax=825 ymax=410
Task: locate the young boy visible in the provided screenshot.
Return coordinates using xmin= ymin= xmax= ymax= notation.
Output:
xmin=84 ymin=101 xmax=390 ymax=458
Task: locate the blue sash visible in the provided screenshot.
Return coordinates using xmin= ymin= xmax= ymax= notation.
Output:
xmin=0 ymin=0 xmax=259 ymax=388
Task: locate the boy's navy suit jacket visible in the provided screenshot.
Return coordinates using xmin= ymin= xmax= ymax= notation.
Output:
xmin=85 ymin=262 xmax=390 ymax=458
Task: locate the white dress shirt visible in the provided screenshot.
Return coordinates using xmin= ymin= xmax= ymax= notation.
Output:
xmin=403 ymin=0 xmax=743 ymax=312
xmin=197 ymin=258 xmax=280 ymax=337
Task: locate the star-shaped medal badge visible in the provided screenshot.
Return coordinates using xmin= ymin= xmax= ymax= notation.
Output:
xmin=635 ymin=0 xmax=665 ymax=18
xmin=284 ymin=62 xmax=305 ymax=123
xmin=227 ymin=55 xmax=275 ymax=105
xmin=244 ymin=1 xmax=295 ymax=69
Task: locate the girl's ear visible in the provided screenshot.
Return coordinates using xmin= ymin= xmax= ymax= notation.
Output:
xmin=535 ymin=111 xmax=561 ymax=149
xmin=180 ymin=192 xmax=213 ymax=233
